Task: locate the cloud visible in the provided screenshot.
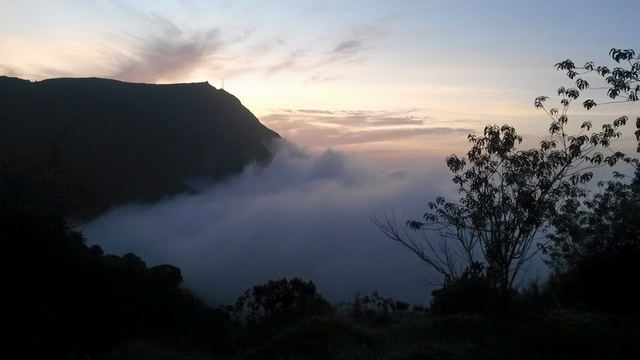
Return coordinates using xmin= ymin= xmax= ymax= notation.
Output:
xmin=292 ymin=109 xmax=429 ymax=126
xmin=332 ymin=127 xmax=474 ymax=144
xmin=81 ymin=140 xmax=458 ymax=305
xmin=0 ymin=64 xmax=22 ymax=77
xmin=332 ymin=40 xmax=365 ymax=55
xmin=102 ymin=10 xmax=384 ymax=83
xmin=265 ymin=50 xmax=307 ymax=75
xmin=261 ymin=109 xmax=473 ymax=147
xmin=304 ymin=74 xmax=343 ymax=84
xmin=2 ymin=2 xmax=390 ymax=85
xmin=254 ymin=17 xmax=390 ymax=79
xmin=109 ymin=15 xmax=224 ymax=83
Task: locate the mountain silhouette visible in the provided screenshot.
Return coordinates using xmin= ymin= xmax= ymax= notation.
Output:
xmin=0 ymin=76 xmax=280 ymax=220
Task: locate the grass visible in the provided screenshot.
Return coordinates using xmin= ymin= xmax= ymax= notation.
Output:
xmin=98 ymin=340 xmax=218 ymax=360
xmin=97 ymin=311 xmax=640 ymax=360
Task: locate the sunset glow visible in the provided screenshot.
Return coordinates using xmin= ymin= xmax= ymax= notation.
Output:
xmin=3 ymin=0 xmax=638 ymax=167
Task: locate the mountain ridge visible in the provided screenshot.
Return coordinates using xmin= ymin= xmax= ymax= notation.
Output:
xmin=0 ymin=76 xmax=280 ymax=220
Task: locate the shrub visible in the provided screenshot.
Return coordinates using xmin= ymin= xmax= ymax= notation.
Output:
xmin=429 ymin=262 xmax=498 ymax=315
xmin=232 ymin=278 xmax=332 ymax=323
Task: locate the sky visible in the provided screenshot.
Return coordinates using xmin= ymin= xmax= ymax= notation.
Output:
xmin=3 ymin=0 xmax=639 ymax=166
xmin=5 ymin=0 xmax=639 ymax=304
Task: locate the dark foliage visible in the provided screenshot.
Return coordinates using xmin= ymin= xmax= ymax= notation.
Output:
xmin=555 ymin=48 xmax=639 ymax=151
xmin=0 ymin=200 xmax=229 ymax=359
xmin=544 ymin=172 xmax=640 ymax=314
xmin=231 ymin=278 xmax=332 ymax=323
xmin=225 ymin=278 xmax=336 ymax=358
xmin=339 ymin=291 xmax=403 ymax=323
xmin=542 ymin=48 xmax=640 ymax=315
xmin=512 ymin=278 xmax=560 ymax=315
xmin=410 ymin=303 xmax=428 ymax=312
xmin=429 ymin=262 xmax=499 ymax=315
xmin=395 ymin=300 xmax=411 ymax=311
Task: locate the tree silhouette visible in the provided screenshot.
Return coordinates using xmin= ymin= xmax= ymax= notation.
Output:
xmin=374 ymin=48 xmax=639 ymax=313
xmin=542 ymin=48 xmax=640 ymax=313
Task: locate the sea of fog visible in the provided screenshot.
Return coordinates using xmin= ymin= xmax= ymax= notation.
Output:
xmin=81 ymin=139 xmax=547 ymax=305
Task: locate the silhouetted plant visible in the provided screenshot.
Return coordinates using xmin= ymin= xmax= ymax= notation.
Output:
xmin=122 ymin=252 xmax=147 ymax=270
xmin=232 ymin=278 xmax=332 ymax=323
xmin=338 ymin=291 xmax=403 ymax=322
xmin=512 ymin=277 xmax=561 ymax=315
xmin=395 ymin=301 xmax=411 ymax=311
xmin=539 ymin=48 xmax=640 ymax=314
xmin=1 ymin=199 xmax=228 ymax=358
xmin=545 ymin=170 xmax=640 ymax=314
xmin=88 ymin=244 xmax=104 ymax=257
xmin=429 ymin=262 xmax=498 ymax=315
xmin=150 ymin=264 xmax=183 ymax=290
xmin=411 ymin=304 xmax=427 ymax=312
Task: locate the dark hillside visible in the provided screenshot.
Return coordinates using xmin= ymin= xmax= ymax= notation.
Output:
xmin=0 ymin=76 xmax=279 ymax=220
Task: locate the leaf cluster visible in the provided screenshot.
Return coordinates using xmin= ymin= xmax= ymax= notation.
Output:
xmin=555 ymin=48 xmax=639 ymax=104
xmin=554 ymin=48 xmax=640 ymax=151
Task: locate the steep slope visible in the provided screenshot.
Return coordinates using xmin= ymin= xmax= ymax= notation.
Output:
xmin=0 ymin=76 xmax=280 ymax=220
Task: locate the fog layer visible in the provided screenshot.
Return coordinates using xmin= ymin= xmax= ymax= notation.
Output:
xmin=82 ymin=140 xmax=457 ymax=305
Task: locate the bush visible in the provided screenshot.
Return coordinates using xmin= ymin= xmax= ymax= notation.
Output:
xmin=547 ymin=172 xmax=640 ymax=314
xmin=514 ymin=278 xmax=560 ymax=315
xmin=429 ymin=262 xmax=499 ymax=315
xmin=232 ymin=278 xmax=332 ymax=323
xmin=339 ymin=291 xmax=401 ymax=322
xmin=547 ymin=246 xmax=640 ymax=315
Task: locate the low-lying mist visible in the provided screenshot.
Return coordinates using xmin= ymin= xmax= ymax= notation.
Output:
xmin=81 ymin=140 xmax=458 ymax=305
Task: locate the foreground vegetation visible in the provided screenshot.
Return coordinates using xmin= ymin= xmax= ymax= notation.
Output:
xmin=99 ymin=310 xmax=640 ymax=360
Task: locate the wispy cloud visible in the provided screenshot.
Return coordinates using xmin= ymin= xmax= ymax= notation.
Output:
xmin=318 ymin=127 xmax=473 ymax=146
xmin=265 ymin=50 xmax=307 ymax=75
xmin=103 ymin=11 xmax=386 ymax=83
xmin=109 ymin=15 xmax=224 ymax=83
xmin=1 ymin=2 xmax=391 ymax=85
xmin=0 ymin=64 xmax=22 ymax=77
xmin=305 ymin=74 xmax=343 ymax=84
xmin=255 ymin=16 xmax=390 ymax=80
xmin=262 ymin=109 xmax=473 ymax=148
xmin=275 ymin=108 xmax=430 ymax=123
xmin=333 ymin=40 xmax=364 ymax=55
xmin=321 ymin=18 xmax=388 ymax=65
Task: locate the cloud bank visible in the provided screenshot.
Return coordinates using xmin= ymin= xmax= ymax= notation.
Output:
xmin=81 ymin=140 xmax=457 ymax=305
